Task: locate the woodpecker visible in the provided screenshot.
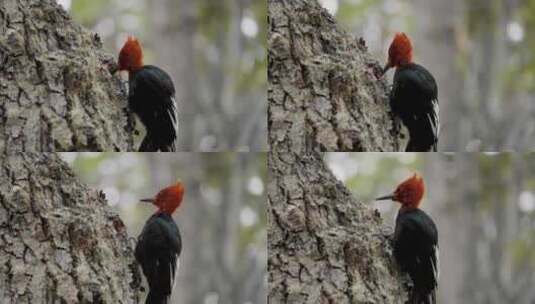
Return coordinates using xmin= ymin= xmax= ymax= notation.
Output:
xmin=118 ymin=36 xmax=178 ymax=152
xmin=376 ymin=174 xmax=439 ymax=304
xmin=135 ymin=181 xmax=184 ymax=304
xmin=383 ymin=33 xmax=439 ymax=152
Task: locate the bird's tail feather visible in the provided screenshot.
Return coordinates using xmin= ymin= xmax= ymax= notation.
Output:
xmin=146 ymin=290 xmax=169 ymax=304
xmin=405 ymin=139 xmax=437 ymax=152
xmin=138 ymin=134 xmax=176 ymax=152
xmin=425 ymin=289 xmax=437 ymax=304
xmin=408 ymin=288 xmax=436 ymax=304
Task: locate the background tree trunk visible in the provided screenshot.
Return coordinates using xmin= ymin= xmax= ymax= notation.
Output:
xmin=268 ymin=0 xmax=402 ymax=152
xmin=0 ymin=0 xmax=135 ymax=152
xmin=268 ymin=150 xmax=408 ymax=303
xmin=148 ymin=0 xmax=198 ymax=151
xmin=147 ymin=0 xmax=267 ymax=151
xmin=0 ymin=153 xmax=142 ymax=303
xmin=412 ymin=0 xmax=463 ymax=151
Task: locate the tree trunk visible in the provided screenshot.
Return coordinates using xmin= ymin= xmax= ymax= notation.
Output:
xmin=0 ymin=153 xmax=142 ymax=303
xmin=268 ymin=150 xmax=408 ymax=303
xmin=268 ymin=0 xmax=402 ymax=152
xmin=0 ymin=0 xmax=135 ymax=152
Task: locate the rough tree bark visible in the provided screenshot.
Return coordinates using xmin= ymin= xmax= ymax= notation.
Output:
xmin=0 ymin=153 xmax=142 ymax=303
xmin=268 ymin=0 xmax=402 ymax=152
xmin=268 ymin=150 xmax=408 ymax=303
xmin=0 ymin=0 xmax=135 ymax=152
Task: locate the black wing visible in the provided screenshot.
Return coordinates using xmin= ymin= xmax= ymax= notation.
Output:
xmin=394 ymin=209 xmax=439 ymax=296
xmin=391 ymin=64 xmax=439 ymax=151
xmin=135 ymin=214 xmax=182 ymax=299
xmin=129 ymin=65 xmax=178 ymax=151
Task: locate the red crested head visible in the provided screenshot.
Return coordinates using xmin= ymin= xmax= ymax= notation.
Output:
xmin=383 ymin=32 xmax=413 ymax=73
xmin=376 ymin=173 xmax=425 ymax=209
xmin=118 ymin=36 xmax=143 ymax=73
xmin=142 ymin=181 xmax=185 ymax=215
xmin=392 ymin=173 xmax=425 ymax=208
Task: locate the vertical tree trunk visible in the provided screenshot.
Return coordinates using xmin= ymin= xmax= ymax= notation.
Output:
xmin=268 ymin=150 xmax=408 ymax=303
xmin=268 ymin=0 xmax=402 ymax=152
xmin=0 ymin=0 xmax=135 ymax=152
xmin=423 ymin=153 xmax=475 ymax=304
xmin=0 ymin=153 xmax=141 ymax=303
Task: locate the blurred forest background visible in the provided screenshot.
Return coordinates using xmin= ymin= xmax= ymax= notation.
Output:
xmin=327 ymin=153 xmax=535 ymax=303
xmin=56 ymin=0 xmax=266 ymax=152
xmin=60 ymin=153 xmax=267 ymax=304
xmin=318 ymin=0 xmax=535 ymax=151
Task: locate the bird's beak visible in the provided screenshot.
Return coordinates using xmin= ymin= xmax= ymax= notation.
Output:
xmin=382 ymin=62 xmax=392 ymax=75
xmin=375 ymin=193 xmax=394 ymax=201
xmin=140 ymin=198 xmax=154 ymax=203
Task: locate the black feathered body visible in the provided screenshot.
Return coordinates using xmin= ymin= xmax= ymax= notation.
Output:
xmin=390 ymin=63 xmax=439 ymax=152
xmin=135 ymin=212 xmax=182 ymax=304
xmin=129 ymin=65 xmax=178 ymax=152
xmin=394 ymin=208 xmax=439 ymax=304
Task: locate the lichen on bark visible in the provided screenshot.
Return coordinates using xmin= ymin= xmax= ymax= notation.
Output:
xmin=268 ymin=150 xmax=409 ymax=303
xmin=0 ymin=153 xmax=142 ymax=303
xmin=0 ymin=0 xmax=135 ymax=152
xmin=268 ymin=0 xmax=402 ymax=152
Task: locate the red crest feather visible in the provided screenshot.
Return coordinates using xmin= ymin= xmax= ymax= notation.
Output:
xmin=393 ymin=173 xmax=425 ymax=208
xmin=387 ymin=32 xmax=413 ymax=68
xmin=118 ymin=35 xmax=143 ymax=73
xmin=153 ymin=181 xmax=185 ymax=215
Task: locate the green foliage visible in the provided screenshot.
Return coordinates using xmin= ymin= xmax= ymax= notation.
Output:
xmin=478 ymin=153 xmax=512 ymax=209
xmin=336 ymin=0 xmax=382 ymax=25
xmin=515 ymin=0 xmax=535 ymax=92
xmin=70 ymin=152 xmax=108 ymax=183
xmin=236 ymin=0 xmax=267 ymax=92
xmin=511 ymin=233 xmax=535 ymax=269
xmin=69 ymin=153 xmax=150 ymax=196
xmin=197 ymin=1 xmax=232 ymax=41
xmin=197 ymin=0 xmax=267 ymax=93
xmin=465 ymin=0 xmax=499 ymax=36
xmin=70 ymin=0 xmax=109 ymax=26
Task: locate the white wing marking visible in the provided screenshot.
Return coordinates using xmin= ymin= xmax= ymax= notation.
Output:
xmin=433 ymin=99 xmax=440 ymax=140
xmin=173 ymin=257 xmax=180 ymax=290
xmin=432 ymin=245 xmax=440 ymax=285
xmin=169 ymin=97 xmax=178 ymax=133
xmin=168 ymin=256 xmax=179 ymax=301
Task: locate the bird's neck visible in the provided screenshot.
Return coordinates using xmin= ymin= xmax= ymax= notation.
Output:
xmin=128 ymin=66 xmax=143 ymax=79
xmin=397 ymin=59 xmax=413 ymax=68
xmin=128 ymin=65 xmax=144 ymax=78
xmin=399 ymin=204 xmax=419 ymax=213
xmin=157 ymin=204 xmax=179 ymax=216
